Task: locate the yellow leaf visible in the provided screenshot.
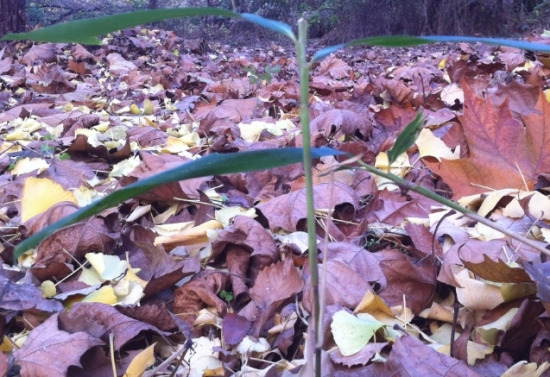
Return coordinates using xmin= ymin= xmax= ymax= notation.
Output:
xmin=416 ymin=128 xmax=459 ymax=161
xmin=21 ymin=177 xmax=78 ymax=223
xmin=82 ymin=286 xmax=118 ymax=305
xmin=11 ymin=157 xmax=50 ymax=176
xmin=502 ymin=361 xmax=550 ymax=377
xmin=84 ymin=253 xmax=127 ymax=281
xmin=440 ymin=83 xmax=464 ymax=106
xmin=130 ymin=103 xmax=141 ymax=115
xmin=374 ymin=152 xmax=410 ymax=189
xmin=124 ymin=343 xmax=156 ymax=377
xmin=143 ymin=98 xmax=154 ymax=115
xmin=477 ymin=308 xmax=518 ymax=345
xmin=354 ymin=291 xmax=393 ymax=317
xmin=161 ymin=135 xmax=189 ymax=154
xmin=154 ymin=219 xmax=223 ymax=249
xmin=40 ymin=280 xmax=56 ymax=298
xmin=528 ymin=192 xmax=550 ymax=220
xmin=453 ymin=265 xmax=504 ymax=310
xmin=466 ymin=341 xmax=493 ymax=365
xmin=74 ymin=128 xmax=102 ymax=147
xmin=331 ymin=310 xmax=384 ymax=356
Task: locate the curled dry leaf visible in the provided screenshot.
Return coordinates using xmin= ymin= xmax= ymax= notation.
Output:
xmin=257 ymin=182 xmax=358 ymax=232
xmin=59 ymin=302 xmax=166 ymax=350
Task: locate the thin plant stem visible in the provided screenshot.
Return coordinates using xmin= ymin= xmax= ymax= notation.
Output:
xmin=296 ymin=18 xmax=321 ymax=377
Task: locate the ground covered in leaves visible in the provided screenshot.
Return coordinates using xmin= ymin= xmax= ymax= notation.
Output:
xmin=1 ymin=27 xmax=550 ymax=376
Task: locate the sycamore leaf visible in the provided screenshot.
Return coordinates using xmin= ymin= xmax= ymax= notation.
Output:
xmin=331 ymin=310 xmax=385 ymax=356
xmin=425 ymin=81 xmax=550 ymax=198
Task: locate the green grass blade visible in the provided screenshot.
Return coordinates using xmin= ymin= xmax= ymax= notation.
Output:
xmin=241 ymin=13 xmax=296 ymax=41
xmin=422 ymin=35 xmax=550 ymax=52
xmin=14 ymin=147 xmax=342 ymax=258
xmin=312 ymin=35 xmax=550 ymax=62
xmin=313 ymin=36 xmax=427 ymax=62
xmin=1 ymin=7 xmax=238 ymax=44
xmin=387 ymin=112 xmax=424 ymax=166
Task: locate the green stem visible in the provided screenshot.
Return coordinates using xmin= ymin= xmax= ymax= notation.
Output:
xmin=296 ymin=18 xmax=321 ymax=377
xmin=356 ymin=161 xmax=550 ymax=257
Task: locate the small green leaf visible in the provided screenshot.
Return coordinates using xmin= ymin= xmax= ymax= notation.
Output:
xmin=331 ymin=310 xmax=385 ymax=356
xmin=14 ymin=147 xmax=342 ymax=258
xmin=387 ymin=112 xmax=424 ymax=167
xmin=241 ymin=13 xmax=296 ymax=42
xmin=220 ymin=290 xmax=234 ymax=302
xmin=265 ymin=65 xmax=281 ymax=74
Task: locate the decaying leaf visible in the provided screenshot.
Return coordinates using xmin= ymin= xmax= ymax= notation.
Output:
xmin=14 ymin=313 xmax=102 ymax=377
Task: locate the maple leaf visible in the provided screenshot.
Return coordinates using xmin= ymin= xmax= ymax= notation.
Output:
xmin=248 ymin=258 xmax=303 ymax=334
xmin=425 ymin=81 xmax=550 ymax=198
xmin=14 ymin=313 xmax=102 ymax=377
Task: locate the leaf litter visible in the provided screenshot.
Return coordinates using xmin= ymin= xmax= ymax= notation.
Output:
xmin=1 ymin=28 xmax=550 ymax=376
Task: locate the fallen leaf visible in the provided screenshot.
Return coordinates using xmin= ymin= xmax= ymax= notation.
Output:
xmin=123 ymin=343 xmax=156 ymax=377
xmin=453 ymin=265 xmax=505 ymax=311
xmin=14 ymin=313 xmax=102 ymax=377
xmin=59 ymin=302 xmax=165 ymax=350
xmin=0 ymin=273 xmax=62 ymax=312
xmin=331 ymin=310 xmax=385 ymax=356
xmin=21 ymin=177 xmax=78 ymax=223
xmin=461 ymin=254 xmax=532 ymax=283
xmin=425 ymin=82 xmax=550 ymax=198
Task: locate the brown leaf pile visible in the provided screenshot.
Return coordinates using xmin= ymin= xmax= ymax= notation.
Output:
xmin=1 ymin=29 xmax=550 ymax=376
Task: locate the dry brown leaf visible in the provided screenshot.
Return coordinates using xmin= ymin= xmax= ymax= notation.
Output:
xmin=59 ymin=302 xmax=165 ymax=350
xmin=461 ymin=254 xmax=532 ymax=283
xmin=425 ymin=81 xmax=550 ymax=198
xmin=15 ymin=313 xmax=102 ymax=377
xmin=257 ymin=182 xmax=357 ymax=232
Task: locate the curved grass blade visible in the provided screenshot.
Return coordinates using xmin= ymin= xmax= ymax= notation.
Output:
xmin=14 ymin=147 xmax=342 ymax=258
xmin=387 ymin=112 xmax=424 ymax=166
xmin=422 ymin=35 xmax=550 ymax=52
xmin=312 ymin=34 xmax=550 ymax=62
xmin=313 ymin=36 xmax=428 ymax=62
xmin=1 ymin=7 xmax=238 ymax=44
xmin=241 ymin=13 xmax=296 ymax=42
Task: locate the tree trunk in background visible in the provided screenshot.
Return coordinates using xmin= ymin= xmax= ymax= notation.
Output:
xmin=148 ymin=0 xmax=157 ymax=9
xmin=231 ymin=0 xmax=241 ymax=13
xmin=0 ymin=0 xmax=27 ymax=37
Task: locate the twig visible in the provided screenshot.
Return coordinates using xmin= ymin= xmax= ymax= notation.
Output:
xmin=143 ymin=344 xmax=189 ymax=377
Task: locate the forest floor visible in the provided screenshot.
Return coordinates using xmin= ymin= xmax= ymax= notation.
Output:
xmin=1 ymin=26 xmax=550 ymax=376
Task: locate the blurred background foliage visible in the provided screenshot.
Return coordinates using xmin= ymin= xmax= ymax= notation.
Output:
xmin=15 ymin=0 xmax=550 ymax=42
